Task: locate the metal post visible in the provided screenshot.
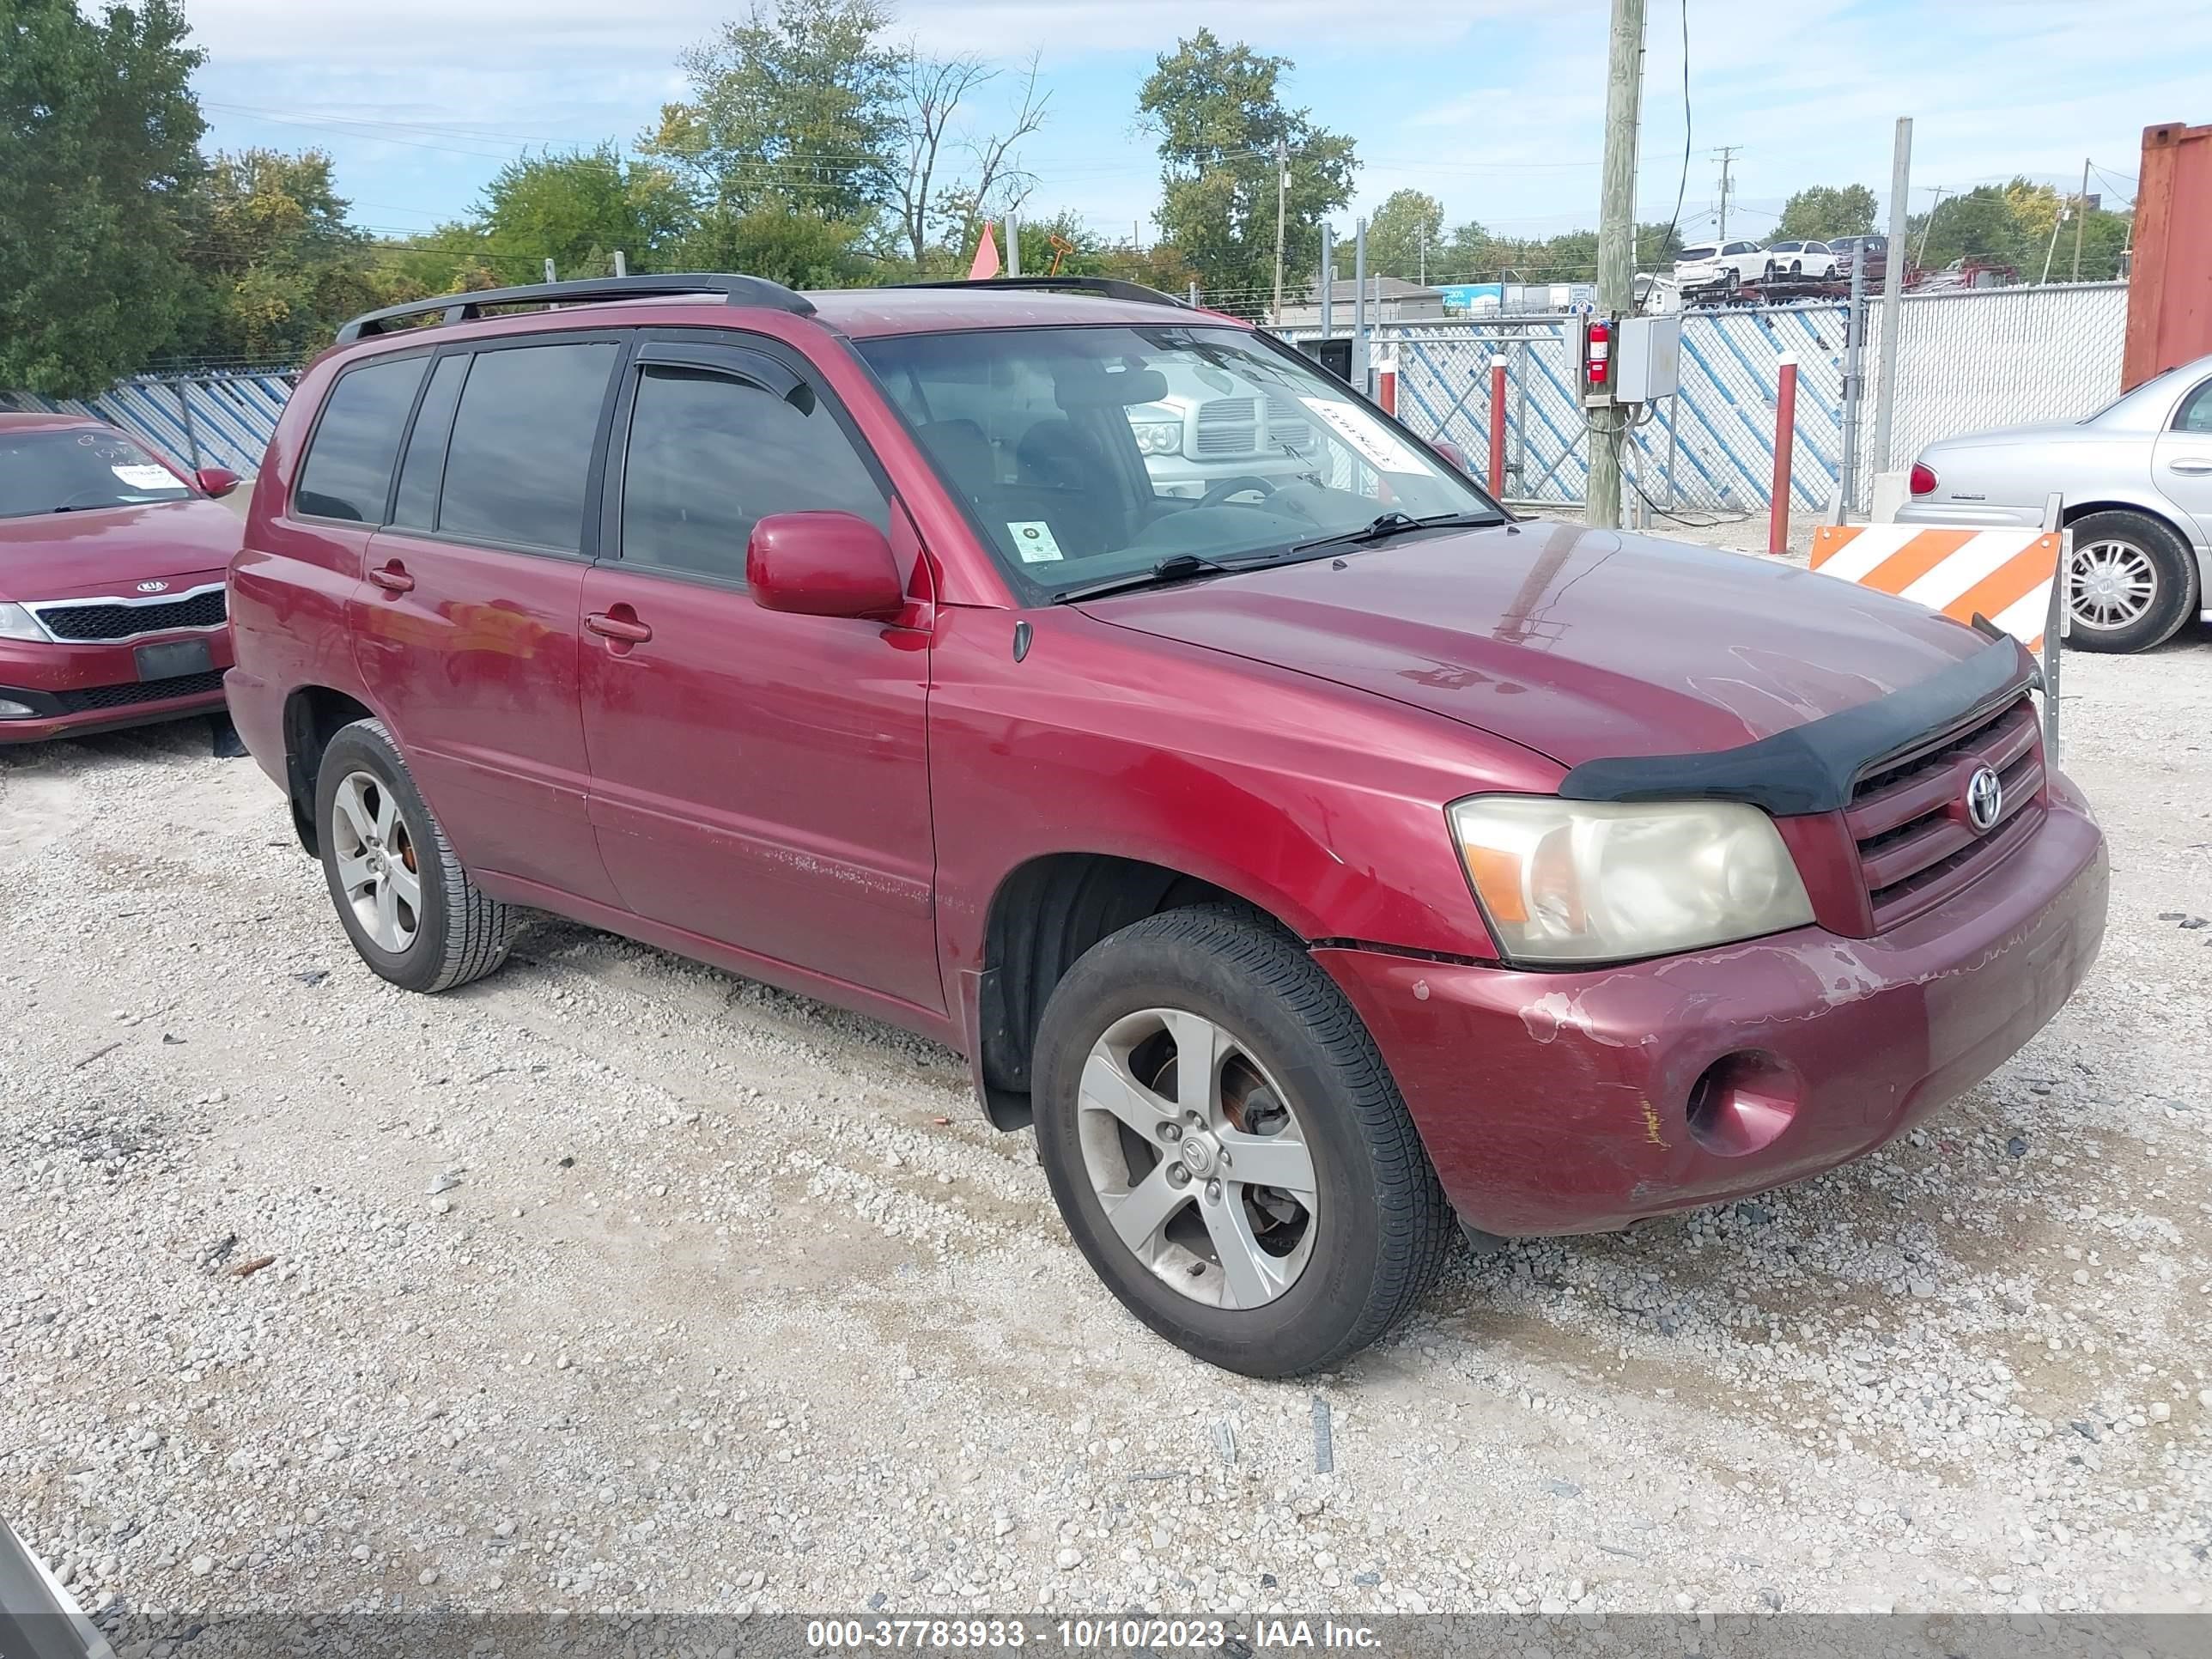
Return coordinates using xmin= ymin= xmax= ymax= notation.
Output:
xmin=2071 ymin=156 xmax=2091 ymax=283
xmin=1838 ymin=245 xmax=1869 ymax=517
xmin=613 ymin=250 xmax=627 ymax=277
xmin=1188 ymin=281 xmax=1200 ymax=307
xmin=173 ymin=382 xmax=201 ymax=470
xmin=1486 ymin=355 xmax=1508 ymax=498
xmin=1513 ymin=339 xmax=1528 ymax=495
xmin=1006 ymin=214 xmax=1021 ymax=277
xmin=544 ymin=258 xmax=557 ymax=283
xmin=1272 ymin=137 xmax=1288 ymax=327
xmin=1320 ymin=225 xmax=1334 ymax=338
xmin=1870 ymin=116 xmax=1911 ymax=475
xmin=1769 ymin=354 xmax=1799 ymax=555
xmin=2041 ymin=493 xmax=2065 ymax=761
xmin=1586 ymin=0 xmax=1645 ymax=529
xmin=1349 ymin=227 xmax=1367 ymax=382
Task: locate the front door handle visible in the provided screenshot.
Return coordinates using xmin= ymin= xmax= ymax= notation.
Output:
xmin=2167 ymin=457 xmax=2212 ymax=476
xmin=586 ymin=610 xmax=653 ymax=644
xmin=368 ymin=562 xmax=413 ymax=593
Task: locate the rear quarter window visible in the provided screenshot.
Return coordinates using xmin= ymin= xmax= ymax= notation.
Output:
xmin=295 ymin=356 xmax=428 ymax=523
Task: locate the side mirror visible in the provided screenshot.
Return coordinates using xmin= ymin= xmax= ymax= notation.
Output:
xmin=195 ymin=466 xmax=241 ymax=499
xmin=746 ymin=511 xmax=905 ymax=620
xmin=1430 ymin=440 xmax=1470 ymax=475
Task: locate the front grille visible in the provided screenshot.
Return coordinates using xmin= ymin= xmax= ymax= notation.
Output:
xmin=1195 ymin=398 xmax=1259 ymax=456
xmin=35 ymin=589 xmax=226 ymax=642
xmin=1263 ymin=393 xmax=1313 ymax=453
xmin=1847 ymin=695 xmax=2044 ymax=930
xmin=53 ymin=670 xmax=227 ymax=714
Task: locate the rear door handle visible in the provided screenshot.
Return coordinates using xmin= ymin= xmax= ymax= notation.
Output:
xmin=586 ymin=611 xmax=653 ymax=643
xmin=2168 ymin=457 xmax=2212 ymax=476
xmin=368 ymin=563 xmax=413 ymax=593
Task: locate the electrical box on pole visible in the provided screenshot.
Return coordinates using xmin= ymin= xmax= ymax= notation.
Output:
xmin=1577 ymin=313 xmax=1680 ymax=407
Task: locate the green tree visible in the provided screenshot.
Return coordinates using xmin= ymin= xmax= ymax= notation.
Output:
xmin=1635 ymin=219 xmax=1686 ymax=268
xmin=648 ymin=0 xmax=903 ymax=226
xmin=1137 ymin=30 xmax=1355 ymax=311
xmin=1364 ymin=189 xmax=1443 ymax=282
xmin=0 ymin=0 xmax=205 ymax=394
xmin=673 ymin=196 xmax=878 ymax=288
xmin=172 ymin=149 xmax=382 ymax=362
xmin=1916 ymin=185 xmax=2032 ymax=273
xmin=1775 ymin=183 xmax=1878 ymax=242
xmin=479 ymin=143 xmax=693 ymax=279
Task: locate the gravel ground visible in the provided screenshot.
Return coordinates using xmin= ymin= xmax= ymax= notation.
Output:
xmin=4 ymin=526 xmax=2210 ymax=1631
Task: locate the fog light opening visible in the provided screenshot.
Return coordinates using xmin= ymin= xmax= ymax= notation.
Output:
xmin=1685 ymin=1050 xmax=1801 ymax=1158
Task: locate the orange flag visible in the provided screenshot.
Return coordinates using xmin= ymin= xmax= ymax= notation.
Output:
xmin=968 ymin=222 xmax=1002 ymax=281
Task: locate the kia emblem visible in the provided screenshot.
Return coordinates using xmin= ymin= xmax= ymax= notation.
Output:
xmin=136 ymin=580 xmax=169 ymax=594
xmin=1965 ymin=765 xmax=2003 ymax=833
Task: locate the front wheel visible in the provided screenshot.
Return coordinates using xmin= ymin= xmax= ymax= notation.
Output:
xmin=1031 ymin=908 xmax=1453 ymax=1376
xmin=2065 ymin=510 xmax=2199 ymax=653
xmin=314 ymin=718 xmax=520 ymax=992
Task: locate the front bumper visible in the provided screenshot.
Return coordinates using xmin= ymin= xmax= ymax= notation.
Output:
xmin=0 ymin=632 xmax=234 ymax=744
xmin=1318 ymin=793 xmax=2107 ymax=1237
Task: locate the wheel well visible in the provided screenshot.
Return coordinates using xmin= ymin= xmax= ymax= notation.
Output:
xmin=2061 ymin=500 xmax=2185 ymax=539
xmin=281 ymin=687 xmax=374 ymax=855
xmin=974 ymin=854 xmax=1278 ymax=1129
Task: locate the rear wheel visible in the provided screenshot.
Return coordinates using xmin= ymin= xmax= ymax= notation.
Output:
xmin=2065 ymin=509 xmax=2198 ymax=653
xmin=1031 ymin=908 xmax=1452 ymax=1376
xmin=314 ymin=719 xmax=520 ymax=992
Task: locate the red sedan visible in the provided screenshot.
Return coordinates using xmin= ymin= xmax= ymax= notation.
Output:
xmin=0 ymin=412 xmax=242 ymax=743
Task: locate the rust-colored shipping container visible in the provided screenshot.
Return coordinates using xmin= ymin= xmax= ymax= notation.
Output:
xmin=2123 ymin=120 xmax=2212 ymax=390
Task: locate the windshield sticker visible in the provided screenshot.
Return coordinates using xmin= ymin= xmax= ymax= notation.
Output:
xmin=1008 ymin=521 xmax=1064 ymax=563
xmin=1297 ymin=398 xmax=1431 ymax=475
xmin=110 ymin=465 xmax=176 ymax=490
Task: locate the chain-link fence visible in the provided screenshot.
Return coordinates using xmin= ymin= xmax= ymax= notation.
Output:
xmin=1283 ymin=281 xmax=2130 ymax=515
xmin=1856 ymin=282 xmax=2129 ymax=501
xmin=2 ymin=371 xmax=298 ymax=476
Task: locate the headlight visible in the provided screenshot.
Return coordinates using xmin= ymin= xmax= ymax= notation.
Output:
xmin=0 ymin=602 xmax=46 ymax=641
xmin=1131 ymin=421 xmax=1183 ymax=456
xmin=1448 ymin=795 xmax=1814 ymax=964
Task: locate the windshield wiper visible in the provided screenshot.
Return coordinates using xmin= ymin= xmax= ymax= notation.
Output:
xmin=1055 ymin=552 xmax=1273 ymax=604
xmin=1290 ymin=509 xmax=1501 ymax=556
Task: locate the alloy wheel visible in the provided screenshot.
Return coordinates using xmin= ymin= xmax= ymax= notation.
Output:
xmin=330 ymin=770 xmax=422 ymax=952
xmin=2069 ymin=538 xmax=2159 ymax=631
xmin=1075 ymin=1007 xmax=1319 ymax=1310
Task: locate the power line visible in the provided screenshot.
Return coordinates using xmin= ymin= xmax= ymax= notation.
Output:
xmin=1644 ymin=0 xmax=1692 ymax=286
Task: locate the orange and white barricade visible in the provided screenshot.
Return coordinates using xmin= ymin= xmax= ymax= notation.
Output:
xmin=1808 ymin=516 xmax=2069 ymax=754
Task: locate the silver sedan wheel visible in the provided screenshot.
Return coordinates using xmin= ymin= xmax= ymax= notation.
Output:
xmin=2069 ymin=538 xmax=2159 ymax=631
xmin=330 ymin=770 xmax=422 ymax=953
xmin=1076 ymin=1007 xmax=1320 ymax=1310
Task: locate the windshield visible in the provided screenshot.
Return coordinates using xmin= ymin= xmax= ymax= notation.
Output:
xmin=1680 ymin=246 xmax=1717 ymax=261
xmin=854 ymin=324 xmax=1501 ymax=599
xmin=0 ymin=428 xmax=191 ymax=520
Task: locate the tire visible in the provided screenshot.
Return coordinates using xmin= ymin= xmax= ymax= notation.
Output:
xmin=313 ymin=718 xmax=519 ymax=993
xmin=2064 ymin=509 xmax=2199 ymax=653
xmin=1030 ymin=907 xmax=1452 ymax=1376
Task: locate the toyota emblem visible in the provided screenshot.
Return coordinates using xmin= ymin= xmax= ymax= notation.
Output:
xmin=1965 ymin=765 xmax=2004 ymax=833
xmin=135 ymin=580 xmax=169 ymax=593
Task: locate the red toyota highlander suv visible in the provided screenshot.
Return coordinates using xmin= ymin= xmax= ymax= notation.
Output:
xmin=226 ymin=275 xmax=2107 ymax=1376
xmin=1 ymin=413 xmax=243 ymax=743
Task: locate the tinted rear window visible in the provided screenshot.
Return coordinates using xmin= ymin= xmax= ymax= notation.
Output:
xmin=391 ymin=354 xmax=469 ymax=531
xmin=436 ymin=343 xmax=619 ymax=553
xmin=295 ymin=356 xmax=427 ymax=523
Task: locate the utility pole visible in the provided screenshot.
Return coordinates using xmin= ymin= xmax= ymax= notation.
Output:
xmin=1272 ymin=138 xmax=1289 ymax=326
xmin=1587 ymin=0 xmax=1646 ymax=530
xmin=1320 ymin=222 xmax=1334 ymax=339
xmin=2070 ymin=156 xmax=2091 ymax=282
xmin=1912 ymin=185 xmax=1946 ymax=266
xmin=1713 ymin=145 xmax=1741 ymax=240
xmin=1419 ymin=222 xmax=1428 ymax=286
xmin=1871 ymin=116 xmax=1911 ymax=477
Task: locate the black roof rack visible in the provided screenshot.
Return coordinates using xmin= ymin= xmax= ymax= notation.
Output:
xmin=884 ymin=276 xmax=1193 ymax=309
xmin=333 ymin=273 xmax=816 ymax=344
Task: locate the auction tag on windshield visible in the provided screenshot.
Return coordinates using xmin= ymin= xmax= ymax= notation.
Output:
xmin=1297 ymin=398 xmax=1430 ymax=474
xmin=1008 ymin=521 xmax=1064 ymax=562
xmin=111 ymin=465 xmax=175 ymax=489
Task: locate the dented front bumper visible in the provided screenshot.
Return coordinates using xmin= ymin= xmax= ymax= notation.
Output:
xmin=1316 ymin=785 xmax=2107 ymax=1237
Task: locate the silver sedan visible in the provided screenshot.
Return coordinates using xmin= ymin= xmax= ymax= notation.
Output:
xmin=1900 ymin=353 xmax=2212 ymax=653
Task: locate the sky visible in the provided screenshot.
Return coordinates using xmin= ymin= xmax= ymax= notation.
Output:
xmin=181 ymin=0 xmax=2202 ymax=285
